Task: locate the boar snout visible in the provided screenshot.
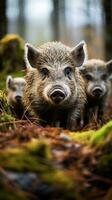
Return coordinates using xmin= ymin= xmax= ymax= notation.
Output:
xmin=92 ymin=86 xmax=104 ymax=97
xmin=15 ymin=95 xmax=22 ymax=102
xmin=49 ymin=85 xmax=67 ymax=104
xmin=50 ymin=89 xmax=65 ymax=103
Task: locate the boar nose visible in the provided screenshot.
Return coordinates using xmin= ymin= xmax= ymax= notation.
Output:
xmin=92 ymin=87 xmax=103 ymax=97
xmin=15 ymin=95 xmax=22 ymax=102
xmin=50 ymin=89 xmax=66 ymax=103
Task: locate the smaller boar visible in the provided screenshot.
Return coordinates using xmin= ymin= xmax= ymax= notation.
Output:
xmin=79 ymin=59 xmax=112 ymax=125
xmin=6 ymin=75 xmax=26 ymax=118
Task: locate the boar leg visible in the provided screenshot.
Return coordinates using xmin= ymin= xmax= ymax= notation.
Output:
xmin=66 ymin=110 xmax=81 ymax=131
xmin=98 ymin=106 xmax=105 ymax=124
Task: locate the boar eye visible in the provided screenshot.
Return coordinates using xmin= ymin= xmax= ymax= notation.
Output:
xmin=40 ymin=67 xmax=49 ymax=79
xmin=102 ymin=74 xmax=107 ymax=81
xmin=85 ymin=74 xmax=93 ymax=81
xmin=12 ymin=86 xmax=16 ymax=91
xmin=64 ymin=67 xmax=72 ymax=79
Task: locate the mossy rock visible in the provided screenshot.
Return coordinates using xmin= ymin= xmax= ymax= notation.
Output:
xmin=0 ymin=139 xmax=81 ymax=200
xmin=0 ymin=34 xmax=25 ymax=72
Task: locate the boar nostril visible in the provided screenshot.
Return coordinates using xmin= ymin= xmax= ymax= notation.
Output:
xmin=15 ymin=95 xmax=22 ymax=102
xmin=92 ymin=87 xmax=103 ymax=97
xmin=50 ymin=89 xmax=66 ymax=103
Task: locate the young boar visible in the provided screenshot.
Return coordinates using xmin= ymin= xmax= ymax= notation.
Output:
xmin=23 ymin=41 xmax=87 ymax=131
xmin=79 ymin=59 xmax=112 ymax=124
xmin=6 ymin=76 xmax=26 ymax=118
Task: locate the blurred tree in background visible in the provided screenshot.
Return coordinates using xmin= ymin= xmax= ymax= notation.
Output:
xmin=102 ymin=0 xmax=112 ymax=60
xmin=0 ymin=0 xmax=7 ymax=39
xmin=17 ymin=0 xmax=26 ymax=38
xmin=51 ymin=0 xmax=66 ymax=41
xmin=0 ymin=34 xmax=24 ymax=72
xmin=52 ymin=0 xmax=60 ymax=40
xmin=0 ymin=0 xmax=112 ymax=74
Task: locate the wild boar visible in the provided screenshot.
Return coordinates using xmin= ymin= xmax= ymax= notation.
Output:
xmin=79 ymin=59 xmax=112 ymax=125
xmin=6 ymin=75 xmax=26 ymax=118
xmin=23 ymin=41 xmax=87 ymax=131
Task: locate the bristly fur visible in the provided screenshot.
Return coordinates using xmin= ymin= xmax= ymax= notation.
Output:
xmin=80 ymin=59 xmax=112 ymax=125
xmin=23 ymin=41 xmax=87 ymax=130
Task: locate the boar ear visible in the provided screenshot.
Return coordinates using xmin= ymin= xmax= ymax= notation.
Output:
xmin=71 ymin=41 xmax=88 ymax=67
xmin=6 ymin=75 xmax=14 ymax=89
xmin=24 ymin=43 xmax=40 ymax=69
xmin=106 ymin=60 xmax=112 ymax=74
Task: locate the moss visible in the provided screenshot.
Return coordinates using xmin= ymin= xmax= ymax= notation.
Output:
xmin=0 ymin=114 xmax=15 ymax=131
xmin=90 ymin=121 xmax=112 ymax=147
xmin=88 ymin=121 xmax=112 ymax=178
xmin=0 ymin=140 xmax=52 ymax=172
xmin=0 ymin=90 xmax=15 ymax=131
xmin=0 ymin=34 xmax=24 ymax=47
xmin=0 ymin=113 xmax=15 ymax=122
xmin=0 ymin=90 xmax=11 ymax=114
xmin=0 ymin=70 xmax=25 ymax=90
xmin=0 ymin=34 xmax=25 ymax=73
xmin=68 ymin=121 xmax=112 ymax=148
xmin=26 ymin=139 xmax=52 ymax=160
xmin=69 ymin=130 xmax=95 ymax=145
xmin=0 ymin=139 xmax=84 ymax=199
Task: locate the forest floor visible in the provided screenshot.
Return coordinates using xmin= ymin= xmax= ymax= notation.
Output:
xmin=0 ymin=91 xmax=112 ymax=200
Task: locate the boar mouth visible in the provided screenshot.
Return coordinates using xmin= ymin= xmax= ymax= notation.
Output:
xmin=49 ymin=87 xmax=67 ymax=104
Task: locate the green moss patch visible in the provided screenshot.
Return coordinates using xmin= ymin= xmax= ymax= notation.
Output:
xmin=0 ymin=90 xmax=15 ymax=131
xmin=0 ymin=34 xmax=25 ymax=73
xmin=90 ymin=121 xmax=112 ymax=147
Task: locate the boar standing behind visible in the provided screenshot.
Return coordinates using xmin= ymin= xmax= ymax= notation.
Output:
xmin=6 ymin=76 xmax=26 ymax=118
xmin=79 ymin=59 xmax=112 ymax=125
xmin=23 ymin=41 xmax=87 ymax=131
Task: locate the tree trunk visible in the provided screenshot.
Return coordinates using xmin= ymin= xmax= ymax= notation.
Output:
xmin=17 ymin=0 xmax=26 ymax=38
xmin=51 ymin=0 xmax=60 ymax=40
xmin=0 ymin=0 xmax=7 ymax=39
xmin=102 ymin=0 xmax=112 ymax=60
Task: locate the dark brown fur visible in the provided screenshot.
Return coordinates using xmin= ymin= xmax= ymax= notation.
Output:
xmin=80 ymin=59 xmax=112 ymax=125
